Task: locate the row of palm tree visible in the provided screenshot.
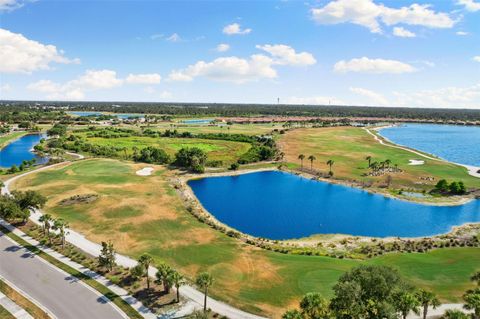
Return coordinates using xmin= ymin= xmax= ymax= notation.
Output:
xmin=38 ymin=214 xmax=69 ymax=249
xmin=365 ymin=155 xmax=399 ymax=175
xmin=298 ymin=154 xmax=335 ymax=175
xmin=134 ymin=253 xmax=214 ymax=311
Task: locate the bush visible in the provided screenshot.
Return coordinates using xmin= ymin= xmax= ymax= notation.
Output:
xmin=229 ymin=163 xmax=240 ymax=170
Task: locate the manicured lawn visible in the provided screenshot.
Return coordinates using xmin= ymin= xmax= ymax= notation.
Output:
xmin=279 ymin=127 xmax=480 ymax=191
xmin=0 ymin=305 xmax=14 ymax=319
xmin=74 ymin=133 xmax=251 ymax=165
xmin=0 ymin=132 xmax=27 ymax=149
xmin=13 ymin=159 xmax=480 ymax=317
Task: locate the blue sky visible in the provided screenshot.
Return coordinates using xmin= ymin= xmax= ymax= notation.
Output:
xmin=0 ymin=0 xmax=479 ymax=108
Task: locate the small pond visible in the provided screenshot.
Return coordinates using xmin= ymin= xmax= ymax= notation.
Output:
xmin=0 ymin=134 xmax=48 ymax=168
xmin=189 ymin=171 xmax=480 ymax=239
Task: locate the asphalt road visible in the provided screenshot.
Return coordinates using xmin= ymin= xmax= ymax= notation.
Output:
xmin=0 ymin=231 xmax=126 ymax=319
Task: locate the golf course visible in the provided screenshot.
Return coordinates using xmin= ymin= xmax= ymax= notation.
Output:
xmin=12 ymin=155 xmax=480 ymax=316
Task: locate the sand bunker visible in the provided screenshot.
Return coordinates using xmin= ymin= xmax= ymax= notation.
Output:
xmin=408 ymin=159 xmax=425 ymax=165
xmin=136 ymin=167 xmax=154 ymax=176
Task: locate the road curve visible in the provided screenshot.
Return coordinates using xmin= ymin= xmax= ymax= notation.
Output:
xmin=0 ymin=231 xmax=127 ymax=319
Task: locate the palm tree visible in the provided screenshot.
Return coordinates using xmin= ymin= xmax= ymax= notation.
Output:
xmin=52 ymin=218 xmax=69 ymax=250
xmin=298 ymin=154 xmax=305 ymax=168
xmin=416 ymin=289 xmax=440 ymax=319
xmin=384 ymin=159 xmax=392 ymax=169
xmin=441 ymin=309 xmax=470 ymax=319
xmin=155 ymin=262 xmax=175 ymax=293
xmin=393 ymin=291 xmax=420 ymax=319
xmin=38 ymin=214 xmax=53 ymax=237
xmin=463 ymin=287 xmax=480 ymax=319
xmin=471 ymin=271 xmax=480 ymax=286
xmin=299 ymin=292 xmax=331 ymax=319
xmin=307 ymin=155 xmax=316 ymax=170
xmin=326 ymin=159 xmax=335 ymax=176
xmin=196 ymin=272 xmax=214 ymax=312
xmin=365 ymin=156 xmax=372 ymax=168
xmin=171 ymin=271 xmax=185 ymax=303
xmin=138 ymin=254 xmax=154 ymax=290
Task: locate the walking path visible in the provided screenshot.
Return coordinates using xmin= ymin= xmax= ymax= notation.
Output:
xmin=2 ymin=161 xmax=266 ymax=319
xmin=0 ymin=291 xmax=33 ymax=319
xmin=2 ymin=157 xmax=469 ymax=319
xmin=0 ymin=226 xmax=127 ymax=319
xmin=364 ymin=127 xmax=480 ymax=178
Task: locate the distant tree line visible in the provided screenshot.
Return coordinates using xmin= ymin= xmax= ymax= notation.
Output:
xmin=2 ymin=102 xmax=480 ymax=122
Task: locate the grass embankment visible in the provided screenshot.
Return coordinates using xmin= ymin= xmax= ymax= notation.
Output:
xmin=278 ymin=127 xmax=480 ymax=191
xmin=0 ymin=224 xmax=143 ymax=319
xmin=0 ymin=132 xmax=28 ymax=149
xmin=0 ymin=305 xmax=14 ymax=319
xmin=0 ymin=278 xmax=50 ymax=319
xmin=72 ymin=132 xmax=251 ymax=165
xmin=12 ymin=158 xmax=480 ymax=317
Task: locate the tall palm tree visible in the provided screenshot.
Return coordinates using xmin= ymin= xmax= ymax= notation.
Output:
xmin=298 ymin=154 xmax=305 ymax=168
xmin=326 ymin=159 xmax=335 ymax=175
xmin=416 ymin=289 xmax=440 ymax=319
xmin=463 ymin=287 xmax=480 ymax=319
xmin=52 ymin=218 xmax=69 ymax=250
xmin=365 ymin=156 xmax=372 ymax=168
xmin=196 ymin=272 xmax=214 ymax=312
xmin=171 ymin=271 xmax=185 ymax=303
xmin=155 ymin=262 xmax=175 ymax=293
xmin=39 ymin=214 xmax=53 ymax=237
xmin=471 ymin=271 xmax=480 ymax=286
xmin=307 ymin=155 xmax=316 ymax=170
xmin=384 ymin=159 xmax=392 ymax=169
xmin=138 ymin=253 xmax=154 ymax=290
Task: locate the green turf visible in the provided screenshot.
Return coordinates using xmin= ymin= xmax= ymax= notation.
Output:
xmin=75 ymin=133 xmax=252 ymax=165
xmin=281 ymin=127 xmax=480 ymax=190
xmin=0 ymin=305 xmax=14 ymax=319
xmin=14 ymin=158 xmax=480 ymax=316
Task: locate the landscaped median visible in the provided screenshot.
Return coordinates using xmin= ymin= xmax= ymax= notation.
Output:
xmin=0 ymin=277 xmax=49 ymax=319
xmin=0 ymin=220 xmax=146 ymax=319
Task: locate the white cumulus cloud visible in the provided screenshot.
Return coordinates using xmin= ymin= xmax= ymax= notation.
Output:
xmin=311 ymin=0 xmax=456 ymax=34
xmin=350 ymin=87 xmax=389 ymax=105
xmin=334 ymin=57 xmax=417 ymax=74
xmin=223 ymin=23 xmax=252 ymax=35
xmin=256 ymin=44 xmax=316 ymax=66
xmin=125 ymin=73 xmax=161 ymax=84
xmin=457 ymin=0 xmax=480 ymax=12
xmin=215 ymin=43 xmax=230 ymax=52
xmin=393 ymin=83 xmax=480 ymax=108
xmin=0 ymin=28 xmax=79 ymax=74
xmin=168 ymin=55 xmax=276 ymax=83
xmin=166 ymin=33 xmax=181 ymax=42
xmin=456 ymin=31 xmax=469 ymax=36
xmin=393 ymin=27 xmax=416 ymax=38
xmin=473 ymin=56 xmax=480 ymax=63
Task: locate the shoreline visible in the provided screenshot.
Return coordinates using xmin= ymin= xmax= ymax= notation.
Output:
xmin=375 ymin=125 xmax=480 ymax=178
xmin=179 ymin=166 xmax=479 ymax=243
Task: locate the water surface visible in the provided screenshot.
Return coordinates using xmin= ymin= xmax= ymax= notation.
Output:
xmin=0 ymin=134 xmax=48 ymax=168
xmin=189 ymin=171 xmax=480 ymax=239
xmin=182 ymin=119 xmax=213 ymax=124
xmin=379 ymin=124 xmax=480 ymax=167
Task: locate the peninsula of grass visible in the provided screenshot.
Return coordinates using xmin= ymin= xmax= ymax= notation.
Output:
xmin=278 ymin=127 xmax=480 ymax=192
xmin=12 ymin=158 xmax=480 ymax=317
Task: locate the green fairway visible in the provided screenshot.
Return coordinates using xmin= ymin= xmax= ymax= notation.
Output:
xmin=0 ymin=132 xmax=28 ymax=149
xmin=279 ymin=127 xmax=480 ymax=191
xmin=73 ymin=133 xmax=252 ymax=165
xmin=13 ymin=158 xmax=480 ymax=317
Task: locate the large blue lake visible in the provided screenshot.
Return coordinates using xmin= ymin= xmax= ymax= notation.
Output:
xmin=189 ymin=171 xmax=480 ymax=239
xmin=0 ymin=134 xmax=48 ymax=168
xmin=379 ymin=124 xmax=480 ymax=167
xmin=67 ymin=111 xmax=144 ymax=119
